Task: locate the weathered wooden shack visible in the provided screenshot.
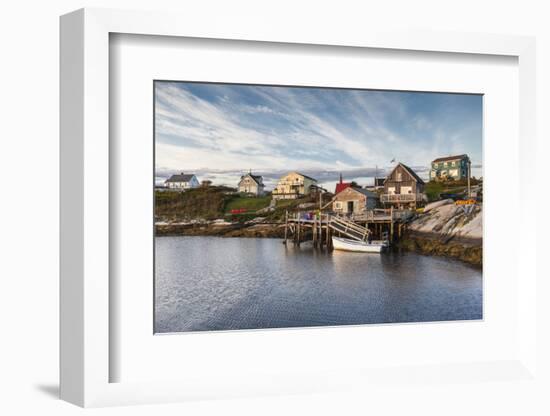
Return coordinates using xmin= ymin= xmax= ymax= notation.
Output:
xmin=381 ymin=163 xmax=425 ymax=209
xmin=332 ymin=187 xmax=379 ymax=215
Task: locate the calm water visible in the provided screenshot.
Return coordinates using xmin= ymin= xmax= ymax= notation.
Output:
xmin=155 ymin=236 xmax=482 ymax=333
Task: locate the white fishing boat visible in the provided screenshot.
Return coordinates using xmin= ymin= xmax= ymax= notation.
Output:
xmin=332 ymin=236 xmax=389 ymax=253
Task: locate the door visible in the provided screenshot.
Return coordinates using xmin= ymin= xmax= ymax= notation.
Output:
xmin=347 ymin=201 xmax=354 ymax=213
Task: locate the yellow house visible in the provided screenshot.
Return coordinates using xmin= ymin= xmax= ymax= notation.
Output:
xmin=272 ymin=172 xmax=317 ymax=200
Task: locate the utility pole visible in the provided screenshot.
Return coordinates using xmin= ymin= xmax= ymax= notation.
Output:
xmin=467 ymin=159 xmax=471 ymax=198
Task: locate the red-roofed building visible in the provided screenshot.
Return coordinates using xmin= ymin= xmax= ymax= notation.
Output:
xmin=334 ymin=173 xmax=351 ymax=194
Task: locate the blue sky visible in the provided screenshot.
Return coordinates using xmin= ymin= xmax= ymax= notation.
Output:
xmin=155 ymin=81 xmax=482 ymax=189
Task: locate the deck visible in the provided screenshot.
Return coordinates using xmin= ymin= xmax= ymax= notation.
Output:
xmin=285 ymin=208 xmax=411 ymax=249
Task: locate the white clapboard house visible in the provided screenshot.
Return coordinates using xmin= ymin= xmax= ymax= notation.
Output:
xmin=237 ymin=172 xmax=265 ymax=196
xmin=164 ymin=172 xmax=200 ymax=190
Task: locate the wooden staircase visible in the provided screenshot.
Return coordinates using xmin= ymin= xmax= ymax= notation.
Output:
xmin=328 ymin=216 xmax=370 ymax=242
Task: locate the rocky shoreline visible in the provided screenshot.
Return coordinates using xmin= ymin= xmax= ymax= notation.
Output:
xmin=398 ymin=200 xmax=483 ymax=266
xmin=156 ymin=200 xmax=482 ymax=266
xmin=155 ymin=221 xmax=286 ymax=238
xmin=397 ymin=232 xmax=482 ymax=266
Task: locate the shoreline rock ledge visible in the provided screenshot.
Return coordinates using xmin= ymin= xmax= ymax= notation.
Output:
xmin=399 ymin=199 xmax=483 ymax=266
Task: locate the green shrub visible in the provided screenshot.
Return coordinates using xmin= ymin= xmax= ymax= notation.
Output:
xmin=155 ymin=186 xmax=234 ymax=221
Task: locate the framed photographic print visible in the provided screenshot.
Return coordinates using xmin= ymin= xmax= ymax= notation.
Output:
xmin=153 ymin=80 xmax=483 ymax=334
xmin=60 ymin=8 xmax=538 ymax=407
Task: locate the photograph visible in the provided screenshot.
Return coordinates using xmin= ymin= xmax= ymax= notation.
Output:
xmin=154 ymin=81 xmax=483 ymax=333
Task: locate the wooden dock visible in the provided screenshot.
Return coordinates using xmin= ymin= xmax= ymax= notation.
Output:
xmin=284 ymin=208 xmax=411 ymax=249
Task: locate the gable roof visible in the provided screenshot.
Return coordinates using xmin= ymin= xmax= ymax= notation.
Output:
xmin=351 ymin=187 xmax=379 ymax=198
xmin=335 ymin=186 xmax=379 ymax=199
xmin=280 ymin=172 xmax=318 ymax=182
xmin=432 ymin=154 xmax=469 ymax=163
xmin=292 ymin=172 xmax=317 ymax=182
xmin=385 ymin=163 xmax=425 ymax=185
xmin=240 ymin=173 xmax=263 ymax=185
xmin=335 ymin=182 xmax=351 ymax=194
xmin=165 ymin=173 xmax=196 ymax=183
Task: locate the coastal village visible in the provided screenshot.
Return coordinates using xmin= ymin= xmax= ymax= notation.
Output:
xmin=155 ymin=154 xmax=482 ymax=265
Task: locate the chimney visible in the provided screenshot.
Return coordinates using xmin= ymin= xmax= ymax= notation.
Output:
xmin=339 ymin=173 xmax=343 ymax=184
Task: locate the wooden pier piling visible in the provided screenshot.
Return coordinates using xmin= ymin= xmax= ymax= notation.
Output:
xmin=284 ymin=208 xmax=408 ymax=250
xmin=312 ymin=218 xmax=318 ymax=248
xmin=284 ymin=211 xmax=288 ymax=245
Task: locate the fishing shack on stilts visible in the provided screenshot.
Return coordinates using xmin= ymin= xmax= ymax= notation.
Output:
xmin=284 ymin=207 xmax=412 ymax=250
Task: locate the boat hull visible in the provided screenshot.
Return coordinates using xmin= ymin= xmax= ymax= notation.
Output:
xmin=332 ymin=237 xmax=387 ymax=253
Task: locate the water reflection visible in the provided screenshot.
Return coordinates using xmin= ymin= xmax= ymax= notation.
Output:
xmin=155 ymin=236 xmax=482 ymax=333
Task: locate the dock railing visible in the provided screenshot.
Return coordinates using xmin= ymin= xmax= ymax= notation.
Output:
xmin=349 ymin=208 xmax=413 ymax=222
xmin=289 ymin=208 xmax=413 ymax=224
xmin=381 ymin=193 xmax=424 ymax=203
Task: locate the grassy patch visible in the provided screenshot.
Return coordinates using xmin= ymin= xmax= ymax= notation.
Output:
xmin=425 ymin=182 xmax=444 ymax=202
xmin=264 ymin=196 xmax=319 ymax=221
xmin=425 ymin=181 xmax=471 ymax=201
xmin=156 ymin=188 xmax=326 ymax=223
xmin=155 ymin=186 xmax=235 ymax=221
xmin=274 ymin=199 xmax=299 ymax=208
xmin=224 ymin=195 xmax=271 ymax=213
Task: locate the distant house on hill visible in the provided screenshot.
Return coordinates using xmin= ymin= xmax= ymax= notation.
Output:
xmin=238 ymin=172 xmax=265 ymax=196
xmin=332 ymin=187 xmax=379 ymax=215
xmin=164 ymin=173 xmax=199 ymax=190
xmin=272 ymin=172 xmax=317 ymax=200
xmin=430 ymin=154 xmax=470 ymax=181
xmin=381 ymin=163 xmax=425 ymax=209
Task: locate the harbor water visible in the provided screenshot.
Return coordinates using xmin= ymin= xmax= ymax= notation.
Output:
xmin=155 ymin=236 xmax=482 ymax=333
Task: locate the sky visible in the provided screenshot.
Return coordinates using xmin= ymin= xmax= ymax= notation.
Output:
xmin=155 ymin=81 xmax=483 ymax=190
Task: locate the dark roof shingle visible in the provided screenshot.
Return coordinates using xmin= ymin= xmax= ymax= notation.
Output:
xmin=241 ymin=173 xmax=263 ymax=185
xmin=336 ymin=186 xmax=378 ymax=198
xmin=431 ymin=154 xmax=469 ymax=163
xmin=399 ymin=163 xmax=425 ymax=184
xmin=165 ymin=173 xmax=196 ymax=183
xmin=385 ymin=163 xmax=425 ymax=185
xmin=295 ymin=172 xmax=317 ymax=182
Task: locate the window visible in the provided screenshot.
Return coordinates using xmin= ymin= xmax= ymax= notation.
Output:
xmin=396 ymin=172 xmax=402 ymax=181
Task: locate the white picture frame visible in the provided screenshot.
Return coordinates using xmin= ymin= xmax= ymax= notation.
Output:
xmin=60 ymin=8 xmax=537 ymax=407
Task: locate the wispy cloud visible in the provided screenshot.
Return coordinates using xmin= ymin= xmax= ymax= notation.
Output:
xmin=155 ymin=82 xmax=483 ymax=187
